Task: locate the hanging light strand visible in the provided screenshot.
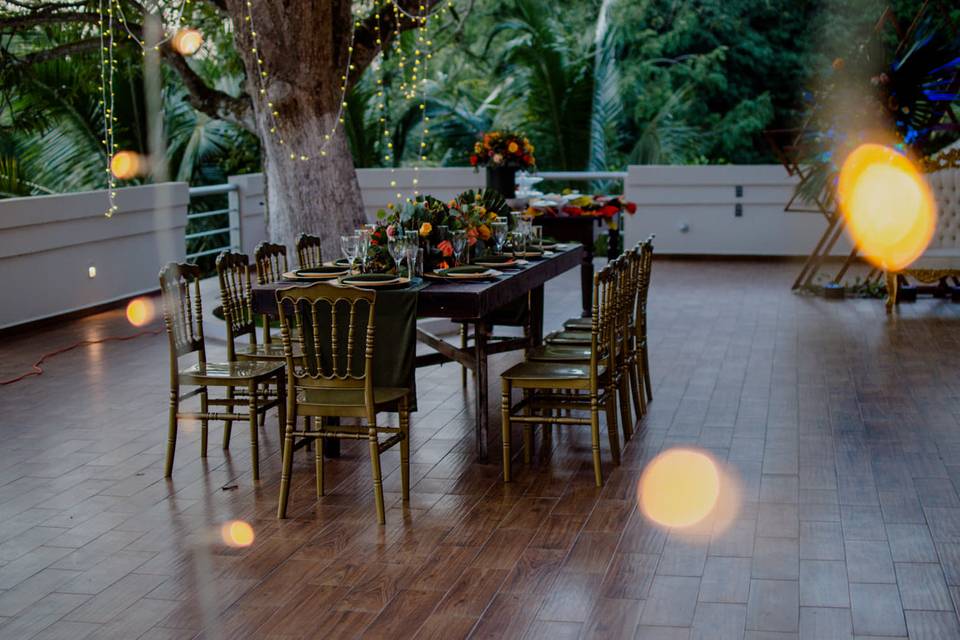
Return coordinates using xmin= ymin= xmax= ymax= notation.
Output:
xmin=411 ymin=2 xmax=430 ymax=196
xmin=243 ymin=0 xmax=358 ymax=161
xmin=98 ymin=0 xmax=118 ymax=217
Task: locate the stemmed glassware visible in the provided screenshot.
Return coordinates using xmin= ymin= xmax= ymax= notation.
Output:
xmin=340 ymin=234 xmax=358 ymax=271
xmin=388 ymin=234 xmax=406 ymax=276
xmin=492 ymin=218 xmax=508 ymax=254
xmin=451 ymin=230 xmax=467 ymax=266
xmin=356 ymin=228 xmax=373 ymax=273
xmin=403 ymin=230 xmax=419 ymax=277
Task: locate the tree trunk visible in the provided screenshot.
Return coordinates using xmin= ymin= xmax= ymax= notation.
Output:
xmin=260 ymin=107 xmax=365 ymax=258
xmin=225 ymin=0 xmax=365 ymax=258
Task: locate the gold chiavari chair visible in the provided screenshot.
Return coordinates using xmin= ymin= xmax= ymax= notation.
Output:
xmin=216 ymin=251 xmax=303 ymax=442
xmin=500 ymin=264 xmax=620 ymax=486
xmin=159 ymin=262 xmax=285 ymax=481
xmin=275 ymin=283 xmax=412 ymax=524
xmin=254 ymin=241 xmax=289 ymax=345
xmin=540 ymin=256 xmax=635 ymax=442
xmin=637 ymin=240 xmax=654 ymax=403
xmin=296 ymin=233 xmax=324 ymax=269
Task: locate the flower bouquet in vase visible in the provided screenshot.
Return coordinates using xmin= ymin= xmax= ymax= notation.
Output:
xmin=470 ymin=131 xmax=536 ymax=199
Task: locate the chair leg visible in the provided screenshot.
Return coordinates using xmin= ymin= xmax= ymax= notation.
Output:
xmin=368 ymin=426 xmax=386 ymax=525
xmin=248 ymin=382 xmax=259 ymax=482
xmin=315 ymin=434 xmax=324 ymax=498
xmin=164 ymin=386 xmax=179 ymax=478
xmin=460 ymin=324 xmax=468 ymax=387
xmin=400 ymin=400 xmax=410 ymax=502
xmin=522 ymin=389 xmax=533 ymax=465
xmin=641 ymin=343 xmax=653 ymax=402
xmin=590 ymin=393 xmax=603 ymax=487
xmin=222 ymin=387 xmax=234 ymax=449
xmin=304 ymin=416 xmax=312 ymax=453
xmin=277 ymin=414 xmax=296 ymax=518
xmin=629 ymin=354 xmax=643 ymax=422
xmin=199 ymin=386 xmax=208 ymax=457
xmin=501 ymin=380 xmax=512 ymax=483
xmin=276 ymin=374 xmax=286 ymax=447
xmin=618 ymin=370 xmax=633 ymax=443
xmin=605 ymin=391 xmax=621 ymax=466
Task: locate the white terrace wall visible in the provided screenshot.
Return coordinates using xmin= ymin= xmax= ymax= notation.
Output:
xmin=0 ymin=183 xmax=187 ymax=330
xmin=622 ymin=165 xmax=852 ymax=256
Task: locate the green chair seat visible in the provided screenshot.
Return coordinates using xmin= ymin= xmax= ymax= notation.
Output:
xmin=502 ymin=360 xmax=605 ymax=381
xmin=563 ymin=317 xmax=592 ymax=330
xmin=545 ymin=330 xmax=591 ymax=345
xmin=526 ymin=345 xmax=592 ymax=362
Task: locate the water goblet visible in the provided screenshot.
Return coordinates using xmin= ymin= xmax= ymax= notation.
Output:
xmin=340 ymin=234 xmax=358 ymax=271
xmin=388 ymin=234 xmax=406 ymax=275
xmin=356 ymin=228 xmax=372 ymax=273
xmin=451 ymin=230 xmax=468 ymax=266
xmin=492 ymin=220 xmax=508 ymax=254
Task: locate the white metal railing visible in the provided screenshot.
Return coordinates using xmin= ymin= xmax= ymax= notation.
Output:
xmin=185 ymin=183 xmax=239 ymax=260
xmin=534 ymin=171 xmax=627 ymax=181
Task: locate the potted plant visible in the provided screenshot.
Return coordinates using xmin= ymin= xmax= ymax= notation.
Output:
xmin=470 ymin=131 xmax=536 ymax=198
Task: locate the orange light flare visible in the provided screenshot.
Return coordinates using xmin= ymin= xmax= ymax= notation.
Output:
xmin=637 ymin=448 xmax=741 ymax=536
xmin=172 ymin=28 xmax=204 ymax=56
xmin=125 ymin=297 xmax=156 ymax=327
xmin=838 ymin=143 xmax=937 ymax=272
xmin=110 ymin=151 xmax=144 ymax=180
xmin=220 ymin=520 xmax=255 ymax=548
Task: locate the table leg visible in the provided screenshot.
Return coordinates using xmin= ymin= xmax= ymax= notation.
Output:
xmin=608 ymin=225 xmax=622 ymax=260
xmin=581 ymin=240 xmax=594 ymax=318
xmin=529 ymin=285 xmax=545 ymax=346
xmin=473 ymin=320 xmax=489 ymax=463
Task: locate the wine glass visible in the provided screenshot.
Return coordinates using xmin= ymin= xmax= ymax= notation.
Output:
xmin=451 ymin=230 xmax=467 ymax=266
xmin=340 ymin=234 xmax=358 ymax=271
xmin=356 ymin=228 xmax=372 ymax=273
xmin=388 ymin=234 xmax=406 ymax=275
xmin=492 ymin=219 xmax=508 ymax=254
xmin=404 ymin=237 xmax=419 ymax=277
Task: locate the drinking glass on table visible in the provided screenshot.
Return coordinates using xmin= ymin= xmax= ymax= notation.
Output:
xmin=530 ymin=225 xmax=543 ymax=252
xmin=356 ymin=228 xmax=373 ymax=273
xmin=403 ymin=230 xmax=419 ymax=276
xmin=388 ymin=235 xmax=406 ymax=275
xmin=340 ymin=234 xmax=358 ymax=271
xmin=492 ymin=220 xmax=508 ymax=254
xmin=451 ymin=230 xmax=467 ymax=266
xmin=405 ymin=241 xmax=421 ymax=277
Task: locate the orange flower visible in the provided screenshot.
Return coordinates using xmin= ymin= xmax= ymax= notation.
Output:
xmin=419 ymin=222 xmax=432 ymax=237
xmin=477 ymin=224 xmax=491 ymax=240
xmin=437 ymin=240 xmax=454 ymax=257
xmin=507 ymin=141 xmax=519 ymax=154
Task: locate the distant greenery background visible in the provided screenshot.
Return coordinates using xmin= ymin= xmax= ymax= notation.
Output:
xmin=0 ymin=0 xmax=937 ymax=197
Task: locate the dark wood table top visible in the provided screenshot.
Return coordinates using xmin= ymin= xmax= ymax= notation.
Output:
xmin=250 ymin=244 xmax=584 ymax=321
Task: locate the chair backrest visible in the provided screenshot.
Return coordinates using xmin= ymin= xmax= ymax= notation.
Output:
xmin=296 ymin=233 xmax=324 ymax=269
xmin=590 ymin=262 xmax=618 ymax=374
xmin=254 ymin=241 xmax=289 ymax=285
xmin=159 ymin=262 xmax=205 ymax=363
xmin=216 ymin=251 xmax=257 ymax=359
xmin=926 ymin=168 xmax=960 ymax=251
xmin=275 ymin=283 xmax=377 ymax=413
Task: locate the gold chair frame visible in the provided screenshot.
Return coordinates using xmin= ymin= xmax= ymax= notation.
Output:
xmin=160 ymin=262 xmax=285 ymax=481
xmin=295 ymin=233 xmax=324 ymax=269
xmin=275 ymin=283 xmax=411 ymax=524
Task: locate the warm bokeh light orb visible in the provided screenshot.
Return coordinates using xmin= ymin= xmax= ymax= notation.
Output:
xmin=838 ymin=143 xmax=936 ymax=271
xmin=125 ymin=298 xmax=155 ymax=327
xmin=111 ymin=151 xmax=143 ymax=180
xmin=172 ymin=28 xmax=203 ymax=56
xmin=221 ymin=520 xmax=255 ymax=548
xmin=638 ymin=448 xmax=720 ymax=529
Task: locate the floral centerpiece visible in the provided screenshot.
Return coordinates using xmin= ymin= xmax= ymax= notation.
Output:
xmin=470 ymin=131 xmax=536 ymax=199
xmin=374 ymin=188 xmax=512 ymax=272
xmin=528 ymin=194 xmax=637 ymax=229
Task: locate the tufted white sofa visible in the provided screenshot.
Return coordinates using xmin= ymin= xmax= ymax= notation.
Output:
xmin=886 ymin=166 xmax=960 ymax=312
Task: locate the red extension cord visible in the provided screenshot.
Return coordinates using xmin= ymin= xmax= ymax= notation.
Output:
xmin=0 ymin=327 xmax=164 ymax=386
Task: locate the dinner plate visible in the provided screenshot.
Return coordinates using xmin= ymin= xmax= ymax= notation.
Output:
xmin=293 ymin=266 xmax=350 ymax=278
xmin=513 ymin=251 xmax=545 ymax=259
xmin=339 ymin=274 xmax=402 ymax=288
xmin=426 ymin=267 xmax=501 ymax=281
xmin=475 ymin=256 xmax=519 ymax=269
xmin=325 ymin=259 xmax=353 ymax=268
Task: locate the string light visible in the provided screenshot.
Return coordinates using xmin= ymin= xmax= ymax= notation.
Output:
xmin=98 ymin=0 xmax=118 ymax=217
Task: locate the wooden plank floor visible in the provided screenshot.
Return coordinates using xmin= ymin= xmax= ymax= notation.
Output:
xmin=2 ymin=259 xmax=960 ymax=639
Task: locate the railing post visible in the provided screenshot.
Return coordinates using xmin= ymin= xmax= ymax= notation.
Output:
xmin=228 ymin=173 xmax=267 ymax=256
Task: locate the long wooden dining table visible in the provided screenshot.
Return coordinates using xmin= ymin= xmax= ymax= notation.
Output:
xmin=250 ymin=244 xmax=584 ymax=462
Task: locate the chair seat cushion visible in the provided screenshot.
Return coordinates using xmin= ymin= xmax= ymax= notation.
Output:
xmin=545 ymin=330 xmax=591 ymax=345
xmin=180 ymin=361 xmax=283 ymax=382
xmin=563 ymin=317 xmax=592 ymax=330
xmin=527 ymin=345 xmax=592 ymax=362
xmin=236 ymin=343 xmax=302 ymax=360
xmin=298 ymin=386 xmax=409 ymax=408
xmin=502 ymin=360 xmax=603 ymax=381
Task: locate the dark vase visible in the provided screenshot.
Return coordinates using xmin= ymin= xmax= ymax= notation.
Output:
xmin=486 ymin=166 xmax=518 ymax=199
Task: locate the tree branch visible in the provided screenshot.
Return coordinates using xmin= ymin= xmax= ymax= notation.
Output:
xmin=351 ymin=0 xmax=444 ymax=82
xmin=20 ymin=36 xmax=101 ymax=65
xmin=0 ymin=10 xmax=101 ymax=31
xmin=159 ymin=43 xmax=255 ymax=132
